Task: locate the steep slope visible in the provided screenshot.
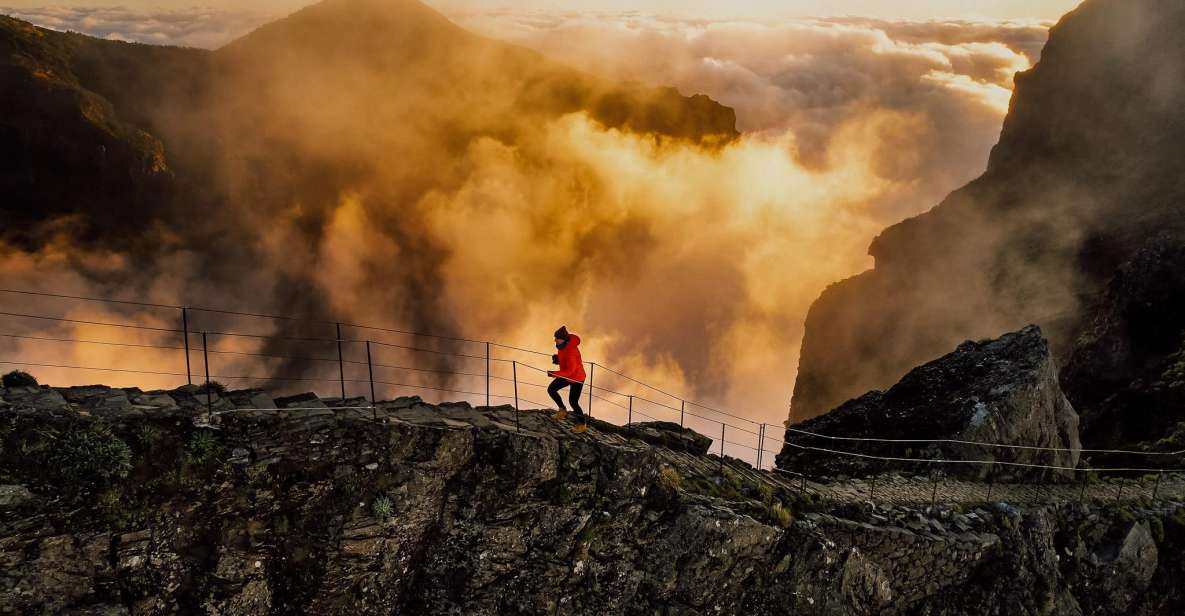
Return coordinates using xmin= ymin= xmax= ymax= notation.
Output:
xmin=2 ymin=383 xmax=1184 ymax=614
xmin=0 ymin=0 xmax=737 ymax=344
xmin=789 ymin=0 xmax=1185 ymax=424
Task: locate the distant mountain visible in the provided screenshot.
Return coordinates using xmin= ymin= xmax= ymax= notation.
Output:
xmin=788 ymin=0 xmax=1185 ymax=439
xmin=0 ymin=0 xmax=737 ymax=335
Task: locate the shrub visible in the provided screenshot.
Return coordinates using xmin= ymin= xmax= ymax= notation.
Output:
xmin=203 ymin=380 xmax=226 ymax=395
xmin=2 ymin=370 xmax=38 ymax=388
xmin=48 ymin=423 xmax=133 ymax=485
xmin=185 ymin=430 xmax=221 ymax=465
xmin=135 ymin=424 xmax=160 ymax=450
xmin=767 ymin=502 xmax=793 ymax=528
xmin=372 ymin=495 xmax=394 ymax=521
xmin=659 ymin=466 xmax=682 ymax=491
xmin=757 ymin=482 xmax=775 ymax=506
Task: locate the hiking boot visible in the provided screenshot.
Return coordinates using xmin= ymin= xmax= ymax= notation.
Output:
xmin=551 ymin=409 xmax=569 ymax=421
xmin=571 ymin=423 xmax=588 ymax=434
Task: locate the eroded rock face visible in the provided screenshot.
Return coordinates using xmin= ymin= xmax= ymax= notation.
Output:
xmin=790 ymin=0 xmax=1185 ymax=422
xmin=0 ymin=383 xmax=1181 ymax=615
xmin=1061 ymin=238 xmax=1185 ymax=457
xmin=777 ymin=326 xmax=1081 ymax=480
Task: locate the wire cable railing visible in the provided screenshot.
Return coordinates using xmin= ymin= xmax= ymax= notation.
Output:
xmin=2 ymin=286 xmax=1184 ymax=492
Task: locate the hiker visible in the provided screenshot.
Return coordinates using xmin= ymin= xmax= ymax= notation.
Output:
xmin=547 ymin=325 xmax=588 ymax=433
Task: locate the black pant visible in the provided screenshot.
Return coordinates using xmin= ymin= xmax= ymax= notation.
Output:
xmin=547 ymin=378 xmax=585 ymax=418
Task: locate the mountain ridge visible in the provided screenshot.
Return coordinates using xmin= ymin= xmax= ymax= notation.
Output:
xmin=789 ymin=0 xmax=1185 ymax=428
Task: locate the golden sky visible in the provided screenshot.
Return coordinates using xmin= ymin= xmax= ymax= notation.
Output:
xmin=3 ymin=0 xmax=1083 ymax=21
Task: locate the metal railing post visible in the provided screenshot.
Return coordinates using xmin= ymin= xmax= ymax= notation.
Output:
xmin=181 ymin=307 xmax=192 ymax=385
xmin=627 ymin=395 xmax=633 ymax=425
xmin=202 ymin=331 xmax=211 ymax=422
xmin=335 ymin=322 xmax=346 ymax=400
xmin=485 ymin=342 xmax=490 ymax=407
xmin=512 ymin=361 xmax=520 ymax=432
xmin=587 ymin=362 xmax=595 ymax=419
xmin=756 ymin=423 xmax=764 ymax=470
xmin=719 ymin=423 xmax=726 ymax=475
xmin=679 ymin=400 xmax=685 ymax=428
xmin=366 ymin=340 xmax=377 ymax=421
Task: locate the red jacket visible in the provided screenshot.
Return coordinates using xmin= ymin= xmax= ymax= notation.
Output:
xmin=548 ymin=335 xmax=587 ymax=383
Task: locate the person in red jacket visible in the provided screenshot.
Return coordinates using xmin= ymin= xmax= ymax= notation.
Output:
xmin=548 ymin=325 xmax=588 ymax=432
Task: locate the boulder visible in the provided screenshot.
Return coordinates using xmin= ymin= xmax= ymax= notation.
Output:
xmin=777 ymin=326 xmax=1081 ymax=479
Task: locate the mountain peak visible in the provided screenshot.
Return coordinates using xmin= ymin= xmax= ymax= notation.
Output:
xmin=221 ymin=0 xmax=464 ymax=53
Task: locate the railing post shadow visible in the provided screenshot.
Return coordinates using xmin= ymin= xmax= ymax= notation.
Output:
xmin=1153 ymin=471 xmax=1163 ymax=500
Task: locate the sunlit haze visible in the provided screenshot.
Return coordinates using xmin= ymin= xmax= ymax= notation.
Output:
xmin=0 ymin=0 xmax=1082 ymax=456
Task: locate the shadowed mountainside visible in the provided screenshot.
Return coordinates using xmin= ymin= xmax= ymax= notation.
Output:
xmin=0 ymin=0 xmax=738 ymax=354
xmin=789 ymin=0 xmax=1185 ymax=430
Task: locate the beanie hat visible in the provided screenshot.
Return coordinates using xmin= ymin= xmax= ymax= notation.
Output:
xmin=554 ymin=325 xmax=570 ymax=341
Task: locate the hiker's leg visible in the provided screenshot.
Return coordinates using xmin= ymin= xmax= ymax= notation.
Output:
xmin=547 ymin=378 xmax=568 ymax=409
xmin=568 ymin=382 xmax=585 ymax=417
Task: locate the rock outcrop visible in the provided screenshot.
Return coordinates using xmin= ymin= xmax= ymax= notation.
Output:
xmin=2 ymin=382 xmax=1182 ymax=614
xmin=790 ymin=0 xmax=1185 ymax=423
xmin=777 ymin=326 xmax=1081 ymax=480
xmin=1060 ymin=238 xmax=1185 ymax=459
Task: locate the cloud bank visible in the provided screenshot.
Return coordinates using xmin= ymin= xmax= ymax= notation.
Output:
xmin=1 ymin=4 xmax=1051 ymax=436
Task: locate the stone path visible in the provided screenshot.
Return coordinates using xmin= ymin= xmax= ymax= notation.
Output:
xmin=780 ymin=471 xmax=1185 ymax=508
xmin=489 ymin=405 xmax=1185 ymax=509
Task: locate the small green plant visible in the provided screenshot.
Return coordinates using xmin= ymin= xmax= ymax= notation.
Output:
xmin=372 ymin=495 xmax=394 ymax=521
xmin=135 ymin=424 xmax=160 ymax=450
xmin=185 ymin=430 xmax=221 ymax=465
xmin=659 ymin=466 xmax=682 ymax=491
xmin=757 ymin=482 xmax=775 ymax=506
xmin=274 ymin=514 xmax=290 ymax=536
xmin=97 ymin=487 xmax=132 ymax=528
xmin=2 ymin=370 xmax=38 ymax=387
xmin=47 ymin=423 xmax=132 ymax=485
xmin=245 ymin=464 xmax=270 ymax=488
xmin=767 ymin=502 xmax=793 ymax=528
xmin=203 ymin=380 xmax=227 ymax=395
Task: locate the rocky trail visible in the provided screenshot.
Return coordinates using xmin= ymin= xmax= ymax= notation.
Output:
xmin=4 ymin=383 xmax=1185 ymax=614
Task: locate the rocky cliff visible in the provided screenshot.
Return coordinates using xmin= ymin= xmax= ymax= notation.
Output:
xmin=1060 ymin=238 xmax=1185 ymax=462
xmin=789 ymin=0 xmax=1185 ymax=423
xmin=2 ymin=383 xmax=1184 ymax=615
xmin=776 ymin=326 xmax=1081 ymax=480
